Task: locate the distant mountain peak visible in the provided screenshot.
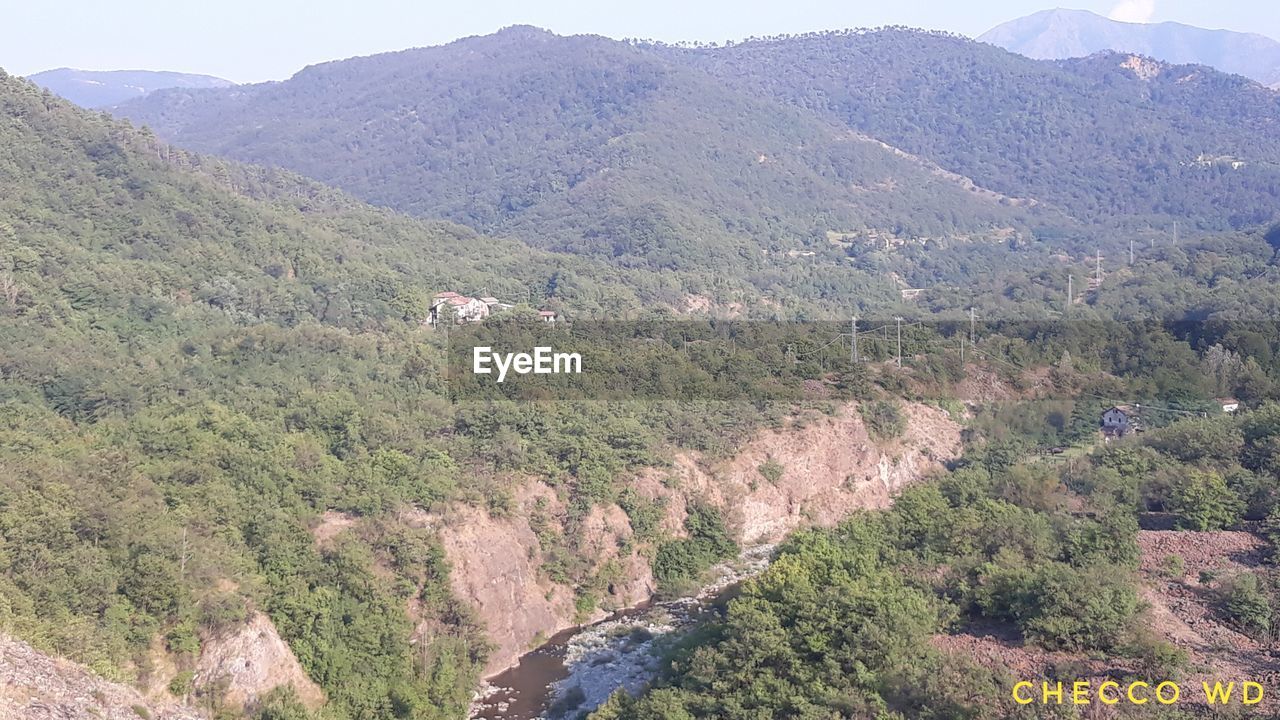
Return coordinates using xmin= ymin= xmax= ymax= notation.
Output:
xmin=980 ymin=8 xmax=1280 ymax=87
xmin=26 ymin=68 xmax=233 ymax=108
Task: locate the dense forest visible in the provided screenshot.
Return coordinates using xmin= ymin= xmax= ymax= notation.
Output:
xmin=112 ymin=28 xmax=1034 ymax=281
xmin=687 ymin=29 xmax=1280 ymax=232
xmin=110 ymin=27 xmax=1280 ymax=319
xmin=117 ymin=28 xmax=1280 ymax=257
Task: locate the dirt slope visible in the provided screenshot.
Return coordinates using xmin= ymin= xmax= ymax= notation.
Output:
xmin=195 ymin=611 xmax=326 ymax=710
xmin=0 ymin=634 xmax=204 ymax=720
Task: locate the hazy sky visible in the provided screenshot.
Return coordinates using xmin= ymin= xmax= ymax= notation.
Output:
xmin=3 ymin=0 xmax=1276 ymax=83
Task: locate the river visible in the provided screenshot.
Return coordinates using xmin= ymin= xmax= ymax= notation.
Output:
xmin=467 ymin=545 xmax=775 ymax=720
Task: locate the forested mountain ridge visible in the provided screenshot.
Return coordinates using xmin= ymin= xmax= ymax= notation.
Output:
xmin=686 ymin=29 xmax=1280 ymax=232
xmin=113 ymin=26 xmax=1036 ymax=274
xmin=980 ymin=8 xmax=1280 ymax=88
xmin=115 ymin=26 xmax=1280 ymax=252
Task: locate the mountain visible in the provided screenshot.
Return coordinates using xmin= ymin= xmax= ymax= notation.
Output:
xmin=114 ymin=27 xmax=1280 ymax=258
xmin=979 ymin=8 xmax=1280 ymax=88
xmin=685 ymin=29 xmax=1280 ymax=231
xmin=26 ymin=68 xmax=234 ymax=108
xmin=111 ymin=27 xmax=1045 ymax=276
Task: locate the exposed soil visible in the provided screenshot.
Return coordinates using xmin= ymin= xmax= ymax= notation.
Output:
xmin=195 ymin=611 xmax=327 ymax=710
xmin=0 ymin=635 xmax=204 ymax=720
xmin=1136 ymin=529 xmax=1280 ymax=698
xmin=310 ymin=509 xmax=358 ymax=550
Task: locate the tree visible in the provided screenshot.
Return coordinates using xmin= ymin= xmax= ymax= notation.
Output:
xmin=1168 ymin=470 xmax=1245 ymax=531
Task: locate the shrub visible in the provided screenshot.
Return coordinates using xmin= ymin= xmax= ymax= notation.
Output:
xmin=167 ymin=670 xmax=194 ymax=697
xmin=617 ymin=489 xmax=664 ymax=542
xmin=1146 ymin=418 xmax=1244 ymax=464
xmin=652 ymin=504 xmax=737 ymax=591
xmin=1220 ymin=573 xmax=1273 ymax=638
xmin=757 ymin=458 xmax=785 ymax=485
xmin=1158 ymin=554 xmax=1185 ymax=579
xmin=860 ymin=400 xmax=906 ymax=439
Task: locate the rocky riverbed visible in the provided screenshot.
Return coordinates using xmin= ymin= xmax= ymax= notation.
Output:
xmin=469 ymin=545 xmax=775 ymax=720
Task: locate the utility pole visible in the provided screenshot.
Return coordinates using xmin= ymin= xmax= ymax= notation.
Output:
xmin=1067 ymin=275 xmax=1073 ymax=312
xmin=1174 ymin=220 xmax=1179 ymax=246
xmin=969 ymin=307 xmax=976 ymax=347
xmin=851 ymin=316 xmax=858 ymax=364
xmin=1129 ymin=239 xmax=1134 ymax=266
xmin=895 ymin=317 xmax=903 ymax=368
xmin=1095 ymin=250 xmax=1102 ymax=286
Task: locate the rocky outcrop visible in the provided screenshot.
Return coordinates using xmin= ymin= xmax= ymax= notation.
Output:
xmin=0 ymin=634 xmax=204 ymax=720
xmin=639 ymin=402 xmax=961 ymax=545
xmin=444 ymin=401 xmax=962 ymax=678
xmin=195 ymin=612 xmax=325 ymax=710
xmin=439 ymin=482 xmax=655 ymax=675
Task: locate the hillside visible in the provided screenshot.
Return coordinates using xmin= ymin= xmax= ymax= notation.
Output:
xmin=4 ymin=64 xmax=967 ymax=719
xmin=112 ymin=28 xmax=1039 ymax=280
xmin=0 ymin=66 xmax=728 ymax=719
xmin=115 ymin=27 xmax=1280 ymax=250
xmin=980 ymin=8 xmax=1280 ymax=88
xmin=687 ymin=29 xmax=1280 ymax=233
xmin=27 ymin=68 xmax=235 ymax=108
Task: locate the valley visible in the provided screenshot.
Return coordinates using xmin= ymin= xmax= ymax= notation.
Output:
xmin=3 ymin=8 xmax=1280 ymax=720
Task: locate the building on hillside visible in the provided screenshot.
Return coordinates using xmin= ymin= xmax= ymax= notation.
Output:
xmin=1217 ymin=398 xmax=1241 ymax=413
xmin=1100 ymin=405 xmax=1141 ymax=437
xmin=538 ymin=309 xmax=558 ymax=324
xmin=429 ymin=291 xmax=490 ymax=325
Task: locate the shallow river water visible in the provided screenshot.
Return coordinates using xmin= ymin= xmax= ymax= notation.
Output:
xmin=468 ymin=545 xmax=774 ymax=720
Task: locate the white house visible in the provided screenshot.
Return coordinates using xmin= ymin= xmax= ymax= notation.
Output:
xmin=430 ymin=292 xmax=490 ymax=324
xmin=1101 ymin=405 xmax=1141 ymax=436
xmin=1217 ymin=398 xmax=1241 ymax=413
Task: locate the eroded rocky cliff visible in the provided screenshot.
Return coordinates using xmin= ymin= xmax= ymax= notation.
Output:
xmin=440 ymin=401 xmax=962 ymax=676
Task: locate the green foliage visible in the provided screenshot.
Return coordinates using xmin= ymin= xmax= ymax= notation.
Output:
xmin=1219 ymin=573 xmax=1273 ymax=639
xmin=1168 ymin=470 xmax=1245 ymax=531
xmin=254 ymin=687 xmax=314 ymax=720
xmin=1146 ymin=419 xmax=1245 ymax=464
xmin=755 ymin=458 xmax=784 ymax=485
xmin=860 ymin=399 xmax=907 ymax=439
xmin=168 ymin=670 xmax=194 ymax=697
xmin=1158 ymin=554 xmax=1185 ymax=579
xmin=652 ymin=504 xmax=737 ymax=592
xmin=605 ymin=439 xmax=1161 ymax=718
xmin=697 ymin=30 xmax=1280 ymax=231
xmin=617 ymin=489 xmax=665 ymax=542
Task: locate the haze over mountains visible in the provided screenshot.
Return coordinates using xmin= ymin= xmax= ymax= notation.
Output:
xmin=981 ymin=8 xmax=1280 ymax=88
xmin=27 ymin=68 xmax=234 ymax=108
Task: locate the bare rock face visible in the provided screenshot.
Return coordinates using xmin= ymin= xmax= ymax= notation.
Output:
xmin=195 ymin=612 xmax=325 ymax=710
xmin=438 ymin=482 xmax=581 ymax=676
xmin=676 ymin=402 xmax=961 ymax=545
xmin=443 ymin=401 xmax=962 ymax=678
xmin=0 ymin=634 xmax=204 ymax=720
